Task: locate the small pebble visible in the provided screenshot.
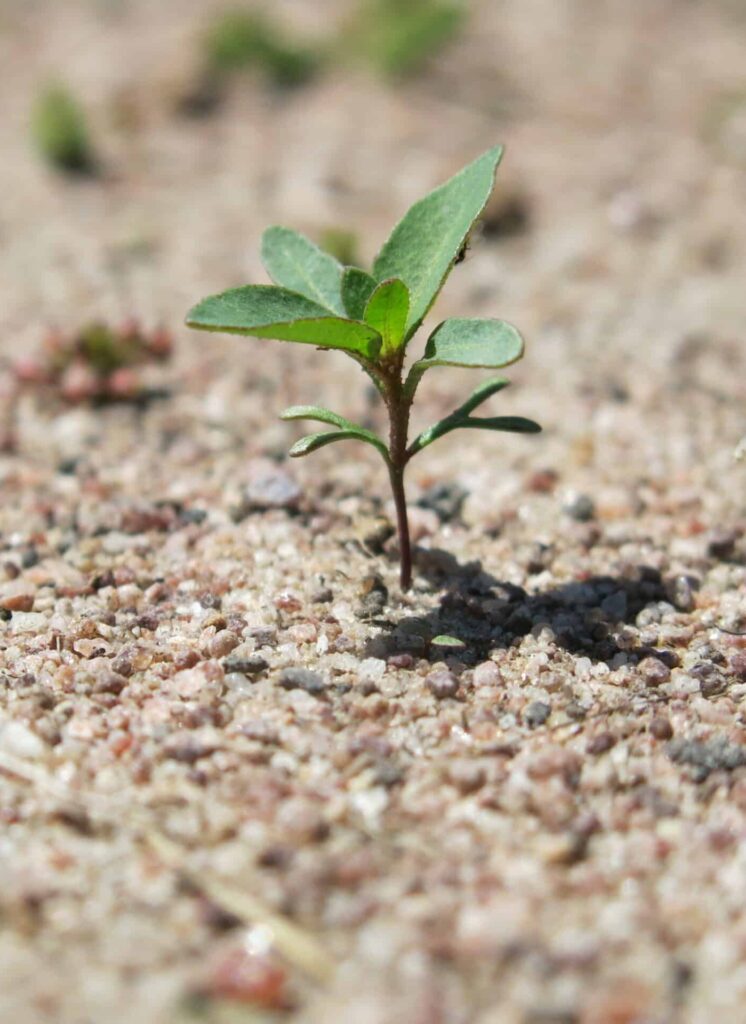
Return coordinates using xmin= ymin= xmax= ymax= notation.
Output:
xmin=562 ymin=491 xmax=595 ymax=522
xmin=426 ymin=668 xmax=459 ymax=699
xmin=639 ymin=657 xmax=671 ymax=687
xmin=524 ymin=701 xmax=552 ymax=728
xmin=650 ymin=717 xmax=673 ymax=740
xmin=587 ymin=732 xmax=617 ymax=755
xmin=278 ymin=667 xmax=326 ymax=695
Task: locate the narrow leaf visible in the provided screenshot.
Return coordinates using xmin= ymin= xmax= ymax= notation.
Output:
xmin=454 ymin=376 xmax=510 ymax=417
xmin=341 ymin=267 xmax=378 ymax=320
xmin=261 ymin=227 xmax=345 ymax=314
xmin=373 ymin=145 xmax=503 ymax=335
xmin=280 ymin=405 xmax=389 ymax=458
xmin=288 ymin=429 xmax=387 ymax=459
xmin=466 ymin=416 xmax=542 ymax=434
xmin=186 ymin=285 xmax=381 ymax=359
xmin=363 ymin=278 xmax=410 ymax=355
xmin=405 ymin=317 xmax=523 ymax=396
xmin=409 ymin=411 xmax=541 ymax=456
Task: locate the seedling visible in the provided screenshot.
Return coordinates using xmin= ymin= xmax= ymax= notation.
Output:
xmin=31 ymin=84 xmax=95 ymax=174
xmin=187 ymin=146 xmax=541 ymax=589
xmin=203 ymin=9 xmax=320 ymax=89
xmin=345 ymin=0 xmax=465 ymax=79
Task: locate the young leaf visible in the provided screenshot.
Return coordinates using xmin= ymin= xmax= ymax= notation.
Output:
xmin=186 ymin=285 xmax=381 ymax=359
xmin=452 ymin=376 xmax=511 ymax=416
xmin=363 ymin=278 xmax=409 ymax=355
xmin=373 ymin=145 xmax=503 ymax=336
xmin=409 ymin=411 xmax=541 ymax=456
xmin=261 ymin=227 xmax=345 ymax=314
xmin=405 ymin=317 xmax=523 ymax=396
xmin=341 ymin=267 xmax=378 ymax=320
xmin=280 ymin=405 xmax=388 ymax=458
xmin=289 ymin=429 xmax=385 ymax=458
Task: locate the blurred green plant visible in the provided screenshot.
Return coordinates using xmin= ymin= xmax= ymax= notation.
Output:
xmin=316 ymin=227 xmax=359 ymax=267
xmin=187 ymin=146 xmax=541 ymax=590
xmin=345 ymin=0 xmax=466 ymax=78
xmin=204 ymin=9 xmax=321 ymax=88
xmin=12 ymin=320 xmax=172 ymax=404
xmin=31 ymin=84 xmax=96 ymax=174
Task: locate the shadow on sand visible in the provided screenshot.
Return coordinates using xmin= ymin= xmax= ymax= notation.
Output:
xmin=366 ymin=549 xmax=671 ymax=665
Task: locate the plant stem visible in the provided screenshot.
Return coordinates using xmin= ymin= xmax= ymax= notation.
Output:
xmin=385 ymin=369 xmax=413 ymax=591
xmin=388 ymin=461 xmax=412 ymax=590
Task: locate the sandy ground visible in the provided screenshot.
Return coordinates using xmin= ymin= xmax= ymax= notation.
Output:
xmin=1 ymin=1 xmax=746 ymax=1021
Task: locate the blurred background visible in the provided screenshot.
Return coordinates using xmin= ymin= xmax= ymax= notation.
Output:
xmin=2 ymin=0 xmax=745 ymax=422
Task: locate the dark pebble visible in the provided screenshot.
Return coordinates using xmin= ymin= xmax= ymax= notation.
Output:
xmin=707 ymin=529 xmax=739 ymax=559
xmin=562 ymin=492 xmax=595 ymax=522
xmin=417 ymin=482 xmax=468 ymax=523
xmin=650 ymin=717 xmax=673 ymax=740
xmin=278 ymin=667 xmax=326 ymax=695
xmin=587 ymin=732 xmax=617 ymax=755
xmin=426 ymin=668 xmax=459 ymax=699
xmin=565 ymin=701 xmax=587 ymax=720
xmin=224 ymin=654 xmax=269 ymax=677
xmin=667 ymin=737 xmax=746 ymax=778
xmin=524 ymin=701 xmax=551 ymax=728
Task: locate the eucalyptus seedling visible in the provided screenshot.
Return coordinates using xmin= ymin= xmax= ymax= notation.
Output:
xmin=187 ymin=146 xmax=541 ymax=590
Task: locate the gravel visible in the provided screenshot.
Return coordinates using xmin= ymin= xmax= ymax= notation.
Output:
xmin=0 ymin=1 xmax=745 ymax=1022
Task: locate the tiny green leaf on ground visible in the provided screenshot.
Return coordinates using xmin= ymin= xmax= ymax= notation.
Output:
xmin=32 ymin=84 xmax=95 ymax=174
xmin=186 ymin=285 xmax=381 ymax=358
xmin=261 ymin=227 xmax=346 ymax=315
xmin=363 ymin=278 xmax=410 ymax=354
xmin=373 ymin=146 xmax=504 ymax=336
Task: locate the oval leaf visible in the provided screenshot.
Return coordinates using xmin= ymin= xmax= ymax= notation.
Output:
xmin=373 ymin=145 xmax=503 ymax=336
xmin=342 ymin=267 xmax=378 ymax=320
xmin=363 ymin=278 xmax=410 ymax=355
xmin=405 ymin=317 xmax=523 ymax=396
xmin=186 ymin=285 xmax=381 ymax=359
xmin=261 ymin=227 xmax=345 ymax=315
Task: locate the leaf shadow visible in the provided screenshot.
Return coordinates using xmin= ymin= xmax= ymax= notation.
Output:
xmin=367 ymin=549 xmax=671 ymax=666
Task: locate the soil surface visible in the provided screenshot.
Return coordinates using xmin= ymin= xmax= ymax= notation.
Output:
xmin=1 ymin=1 xmax=746 ymax=1022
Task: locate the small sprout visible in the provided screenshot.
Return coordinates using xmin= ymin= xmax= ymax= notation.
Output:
xmin=430 ymin=634 xmax=466 ymax=649
xmin=187 ymin=146 xmax=542 ymax=590
xmin=11 ymin=321 xmax=172 ymax=406
xmin=31 ymin=83 xmax=96 ymax=174
xmin=344 ymin=0 xmax=466 ymax=79
xmin=203 ymin=9 xmax=320 ymax=89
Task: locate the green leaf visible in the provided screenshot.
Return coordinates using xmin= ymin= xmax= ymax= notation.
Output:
xmin=289 ymin=429 xmax=385 ymax=458
xmin=454 ymin=376 xmax=511 ymax=416
xmin=261 ymin=227 xmax=345 ymax=314
xmin=363 ymin=278 xmax=410 ymax=355
xmin=186 ymin=285 xmax=381 ymax=360
xmin=405 ymin=317 xmax=524 ymax=396
xmin=410 ymin=411 xmax=541 ymax=456
xmin=467 ymin=416 xmax=542 ymax=433
xmin=373 ymin=146 xmax=503 ymax=335
xmin=341 ymin=267 xmax=378 ymax=320
xmin=280 ymin=405 xmax=389 ymax=458
xmin=430 ymin=634 xmax=466 ymax=649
